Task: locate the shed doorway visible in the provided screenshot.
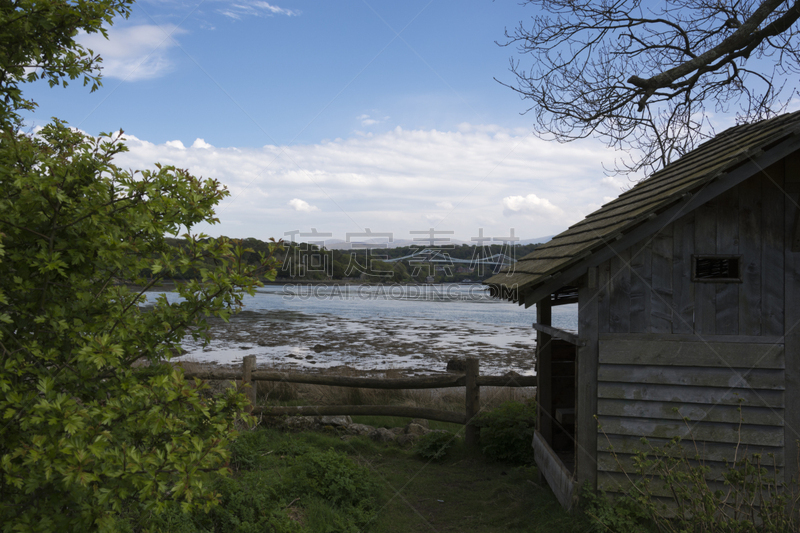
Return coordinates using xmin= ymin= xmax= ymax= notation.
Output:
xmin=549 ymin=339 xmax=576 ymax=472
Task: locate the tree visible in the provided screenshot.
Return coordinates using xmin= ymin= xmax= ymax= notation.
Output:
xmin=0 ymin=1 xmax=281 ymax=531
xmin=500 ymin=0 xmax=800 ymax=175
xmin=0 ymin=0 xmax=134 ymax=124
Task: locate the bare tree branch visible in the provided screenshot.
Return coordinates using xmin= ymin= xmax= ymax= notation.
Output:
xmin=500 ymin=0 xmax=800 ymax=176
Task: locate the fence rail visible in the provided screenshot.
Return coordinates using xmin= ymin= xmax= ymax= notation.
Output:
xmin=182 ymin=355 xmax=537 ymax=446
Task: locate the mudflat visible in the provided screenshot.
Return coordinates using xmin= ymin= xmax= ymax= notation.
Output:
xmin=175 ymin=309 xmax=536 ymax=376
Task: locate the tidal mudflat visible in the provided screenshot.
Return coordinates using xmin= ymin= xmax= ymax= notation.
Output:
xmin=176 ymin=309 xmax=537 ymax=376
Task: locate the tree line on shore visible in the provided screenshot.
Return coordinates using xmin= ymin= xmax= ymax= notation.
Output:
xmin=163 ymin=237 xmax=543 ymax=283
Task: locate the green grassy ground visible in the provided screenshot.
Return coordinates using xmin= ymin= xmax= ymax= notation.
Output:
xmin=192 ymin=420 xmax=592 ymax=533
xmin=363 ymin=443 xmax=589 ymax=532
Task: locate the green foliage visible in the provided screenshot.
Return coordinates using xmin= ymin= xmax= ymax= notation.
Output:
xmin=143 ymin=471 xmax=301 ymax=533
xmin=474 ymin=400 xmax=537 ymax=463
xmin=0 ymin=121 xmax=281 ymax=530
xmin=286 ymin=448 xmax=377 ymax=510
xmin=0 ymin=0 xmax=135 ymax=123
xmin=588 ymin=430 xmax=800 ymax=533
xmin=579 ymin=483 xmax=653 ymax=533
xmin=625 ymin=437 xmax=800 ymax=533
xmin=143 ymin=431 xmax=378 ymax=533
xmin=415 ymin=430 xmax=456 ymax=461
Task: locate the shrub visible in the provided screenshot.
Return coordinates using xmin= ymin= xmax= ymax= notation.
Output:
xmin=628 ymin=437 xmax=799 ymax=532
xmin=591 ymin=430 xmax=800 ymax=533
xmin=140 ymin=435 xmax=380 ymax=533
xmin=474 ymin=400 xmax=537 ymax=463
xmin=286 ymin=449 xmax=376 ymax=509
xmin=580 ymin=483 xmax=653 ymax=533
xmin=415 ymin=431 xmax=457 ymax=461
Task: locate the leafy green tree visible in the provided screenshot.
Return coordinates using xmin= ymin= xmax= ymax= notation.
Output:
xmin=0 ymin=0 xmax=135 ymax=124
xmin=0 ymin=121 xmax=280 ymax=533
xmin=0 ymin=0 xmax=282 ymax=531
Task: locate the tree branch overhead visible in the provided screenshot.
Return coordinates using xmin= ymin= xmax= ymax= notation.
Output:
xmin=502 ymin=0 xmax=800 ymax=176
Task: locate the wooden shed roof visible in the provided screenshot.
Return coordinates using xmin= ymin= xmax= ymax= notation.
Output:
xmin=485 ymin=110 xmax=800 ymax=306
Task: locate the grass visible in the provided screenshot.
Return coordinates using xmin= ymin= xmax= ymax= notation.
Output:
xmin=366 ymin=451 xmax=585 ymax=532
xmin=203 ymin=423 xmax=591 ymax=533
xmin=166 ymin=363 xmax=585 ymax=531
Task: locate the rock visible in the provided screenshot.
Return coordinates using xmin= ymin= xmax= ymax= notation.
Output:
xmin=411 ymin=418 xmax=429 ymax=429
xmin=312 ymin=344 xmax=327 ymax=353
xmin=446 ymin=358 xmax=467 ymax=372
xmin=318 ymin=415 xmax=352 ymax=427
xmin=396 ymin=434 xmax=418 ymax=446
xmin=369 ymin=427 xmax=396 ymax=443
xmin=344 ymin=423 xmax=373 ymax=436
xmin=405 ymin=423 xmax=428 ymax=436
xmin=390 ymin=427 xmax=404 ymax=436
xmin=283 ymin=416 xmax=315 ymax=430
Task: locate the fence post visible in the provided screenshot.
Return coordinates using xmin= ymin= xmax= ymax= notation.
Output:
xmin=242 ymin=354 xmax=257 ymax=413
xmin=465 ymin=358 xmax=480 ymax=448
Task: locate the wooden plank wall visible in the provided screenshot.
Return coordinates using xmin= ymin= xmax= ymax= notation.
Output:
xmin=596 ymin=338 xmax=786 ymax=494
xmin=596 ymin=164 xmax=786 ymax=337
xmin=590 ymin=155 xmax=796 ymax=491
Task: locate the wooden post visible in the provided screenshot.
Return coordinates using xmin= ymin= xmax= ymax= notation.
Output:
xmin=242 ymin=354 xmax=257 ymax=413
xmin=465 ymin=357 xmax=480 ymax=448
xmin=576 ymin=279 xmax=599 ymax=492
xmin=536 ymin=297 xmax=553 ymax=485
xmin=784 ymin=153 xmax=800 ymax=485
xmin=536 ymin=298 xmax=553 ymax=444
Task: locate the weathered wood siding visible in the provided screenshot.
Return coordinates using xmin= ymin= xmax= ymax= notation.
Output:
xmin=596 ymin=163 xmax=786 ymax=336
xmin=589 ymin=157 xmax=793 ymax=493
xmin=596 ymin=337 xmax=786 ymax=494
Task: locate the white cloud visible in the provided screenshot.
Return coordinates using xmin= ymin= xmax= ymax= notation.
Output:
xmin=115 ymin=124 xmax=613 ymax=241
xmin=165 ymin=140 xmax=186 ymax=150
xmin=356 ymin=114 xmax=388 ymax=127
xmin=502 ymin=194 xmax=563 ymax=218
xmin=218 ymin=1 xmax=298 ymax=19
xmin=192 ymin=138 xmax=213 ymax=149
xmin=288 ymin=198 xmax=319 ymax=212
xmin=78 ymin=25 xmax=186 ymax=81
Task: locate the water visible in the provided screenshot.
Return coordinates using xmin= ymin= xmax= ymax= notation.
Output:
xmin=149 ymin=283 xmax=578 ymax=375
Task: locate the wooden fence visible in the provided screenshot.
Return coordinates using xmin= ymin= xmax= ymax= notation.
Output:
xmin=183 ymin=355 xmax=537 ymax=446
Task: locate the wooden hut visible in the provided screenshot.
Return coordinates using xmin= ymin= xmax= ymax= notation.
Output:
xmin=484 ymin=110 xmax=800 ymax=509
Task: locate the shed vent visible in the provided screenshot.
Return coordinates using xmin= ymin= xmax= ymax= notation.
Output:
xmin=692 ymin=255 xmax=741 ymax=282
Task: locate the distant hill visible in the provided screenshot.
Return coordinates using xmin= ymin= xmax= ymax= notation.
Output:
xmin=323 ymin=235 xmax=553 ymax=250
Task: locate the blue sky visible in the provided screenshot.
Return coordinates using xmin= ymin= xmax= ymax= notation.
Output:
xmin=24 ymin=0 xmax=635 ymax=243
